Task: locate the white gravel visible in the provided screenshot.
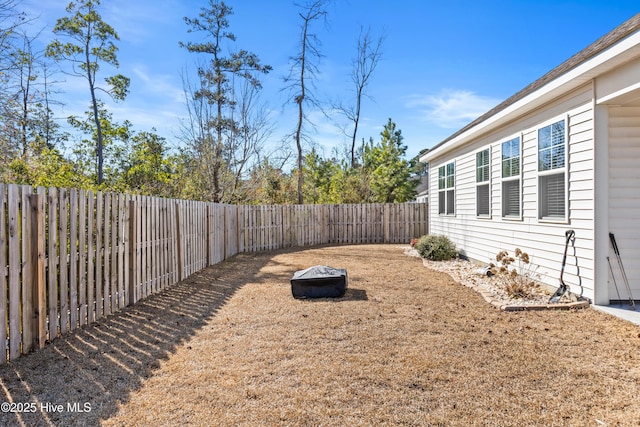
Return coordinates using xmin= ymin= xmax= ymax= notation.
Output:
xmin=402 ymin=246 xmax=555 ymax=307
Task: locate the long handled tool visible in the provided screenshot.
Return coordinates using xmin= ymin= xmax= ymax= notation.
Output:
xmin=609 ymin=233 xmax=635 ymax=309
xmin=549 ymin=229 xmax=576 ymax=303
xmin=606 ymin=256 xmax=623 ymax=305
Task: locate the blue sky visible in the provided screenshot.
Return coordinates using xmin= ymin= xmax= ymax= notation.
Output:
xmin=18 ymin=0 xmax=639 ymax=164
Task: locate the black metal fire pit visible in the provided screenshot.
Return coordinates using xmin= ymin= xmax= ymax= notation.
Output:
xmin=290 ymin=265 xmax=348 ymax=299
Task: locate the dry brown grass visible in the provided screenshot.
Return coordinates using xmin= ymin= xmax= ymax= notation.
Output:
xmin=1 ymin=244 xmax=639 ymax=426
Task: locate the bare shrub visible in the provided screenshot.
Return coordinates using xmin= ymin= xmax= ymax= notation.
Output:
xmin=491 ymin=248 xmax=543 ymax=299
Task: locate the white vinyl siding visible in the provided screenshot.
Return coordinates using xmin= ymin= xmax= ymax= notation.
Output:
xmin=608 ymin=106 xmax=640 ymax=302
xmin=427 ymin=86 xmax=595 ymax=301
xmin=476 ymin=149 xmax=490 ymax=217
xmin=538 ymin=119 xmax=567 ymax=221
xmin=501 ymin=136 xmax=521 ymax=218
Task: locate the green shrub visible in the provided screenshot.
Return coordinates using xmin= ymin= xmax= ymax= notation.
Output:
xmin=415 ymin=235 xmax=457 ymax=261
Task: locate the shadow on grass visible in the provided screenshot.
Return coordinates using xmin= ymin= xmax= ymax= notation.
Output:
xmin=343 ymin=288 xmax=368 ymax=301
xmin=0 ymin=250 xmax=283 ymax=427
xmin=294 ymin=288 xmax=368 ymax=302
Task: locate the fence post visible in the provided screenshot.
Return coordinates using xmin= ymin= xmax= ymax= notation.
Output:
xmin=128 ymin=200 xmax=137 ymax=305
xmin=29 ymin=192 xmax=46 ymax=350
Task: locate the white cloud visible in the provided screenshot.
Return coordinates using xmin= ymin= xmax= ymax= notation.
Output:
xmin=298 ymin=110 xmax=345 ymax=154
xmin=406 ymin=89 xmax=501 ymax=129
xmin=131 ymin=64 xmax=185 ymax=103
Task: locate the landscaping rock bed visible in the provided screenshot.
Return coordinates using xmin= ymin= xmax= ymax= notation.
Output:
xmin=403 ymin=246 xmax=589 ymax=311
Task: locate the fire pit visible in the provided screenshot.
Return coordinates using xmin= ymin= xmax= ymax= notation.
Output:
xmin=290 ymin=265 xmax=348 ymax=299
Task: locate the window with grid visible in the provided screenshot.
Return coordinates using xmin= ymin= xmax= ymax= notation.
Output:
xmin=501 ymin=137 xmax=520 ymax=217
xmin=538 ymin=120 xmax=566 ymax=219
xmin=476 ymin=149 xmax=490 ymax=216
xmin=438 ymin=162 xmax=455 ymax=215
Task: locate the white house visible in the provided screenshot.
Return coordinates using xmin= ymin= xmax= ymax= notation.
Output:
xmin=420 ymin=14 xmax=640 ymax=305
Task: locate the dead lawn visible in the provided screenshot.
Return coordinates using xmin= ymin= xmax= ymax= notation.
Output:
xmin=1 ymin=244 xmax=639 ymax=426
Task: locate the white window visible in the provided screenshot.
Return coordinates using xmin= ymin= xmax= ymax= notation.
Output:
xmin=501 ymin=136 xmax=521 ymax=218
xmin=438 ymin=162 xmax=455 ymax=215
xmin=476 ymin=149 xmax=490 ymax=217
xmin=538 ymin=119 xmax=567 ymax=220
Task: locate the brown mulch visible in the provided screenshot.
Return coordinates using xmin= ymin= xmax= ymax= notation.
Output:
xmin=1 ymin=244 xmax=639 ymax=426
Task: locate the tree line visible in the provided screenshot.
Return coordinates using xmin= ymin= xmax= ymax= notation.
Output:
xmin=0 ymin=0 xmax=423 ymax=204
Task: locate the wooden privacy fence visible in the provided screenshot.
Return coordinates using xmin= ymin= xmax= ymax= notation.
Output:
xmin=237 ymin=203 xmax=428 ymax=251
xmin=1 ymin=183 xmax=428 ymax=363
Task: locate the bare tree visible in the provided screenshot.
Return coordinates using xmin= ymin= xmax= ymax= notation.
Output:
xmin=36 ymin=62 xmax=67 ymax=151
xmin=285 ymin=0 xmax=329 ymax=204
xmin=178 ymin=66 xmax=218 ymax=201
xmin=179 ymin=65 xmax=272 ymax=203
xmin=225 ymin=78 xmax=274 ymax=202
xmin=338 ymin=26 xmax=384 ymax=168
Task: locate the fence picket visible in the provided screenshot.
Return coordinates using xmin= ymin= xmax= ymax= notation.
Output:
xmin=183 ymin=201 xmax=189 ymax=275
xmin=58 ymin=189 xmax=69 ymax=334
xmin=111 ymin=193 xmax=118 ymax=313
xmin=165 ymin=198 xmax=171 ymax=285
xmin=87 ymin=191 xmax=95 ymax=323
xmin=136 ymin=197 xmax=142 ymax=299
xmin=47 ymin=188 xmax=58 ymax=340
xmin=103 ymin=193 xmax=111 ymax=317
xmin=8 ymin=185 xmax=20 ymax=360
xmin=160 ymin=198 xmax=167 ymax=289
xmin=135 ymin=196 xmax=143 ymax=302
xmin=150 ymin=198 xmax=158 ymax=293
xmin=141 ymin=197 xmax=148 ymax=297
xmin=78 ymin=190 xmax=87 ymax=326
xmin=119 ymin=194 xmax=126 ymax=309
xmin=185 ymin=201 xmax=191 ymax=275
xmin=68 ymin=189 xmax=78 ymax=331
xmin=31 ymin=190 xmax=46 ymax=349
xmin=21 ymin=186 xmax=33 ymax=352
xmin=95 ymin=192 xmax=103 ymax=320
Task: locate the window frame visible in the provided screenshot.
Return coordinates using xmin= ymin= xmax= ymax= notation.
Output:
xmin=475 ymin=148 xmax=491 ymax=218
xmin=537 ymin=116 xmax=569 ymax=223
xmin=438 ymin=161 xmax=455 ymax=216
xmin=500 ymin=135 xmax=522 ymax=220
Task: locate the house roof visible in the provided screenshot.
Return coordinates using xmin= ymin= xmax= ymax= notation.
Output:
xmin=421 ymin=13 xmax=640 ymax=163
